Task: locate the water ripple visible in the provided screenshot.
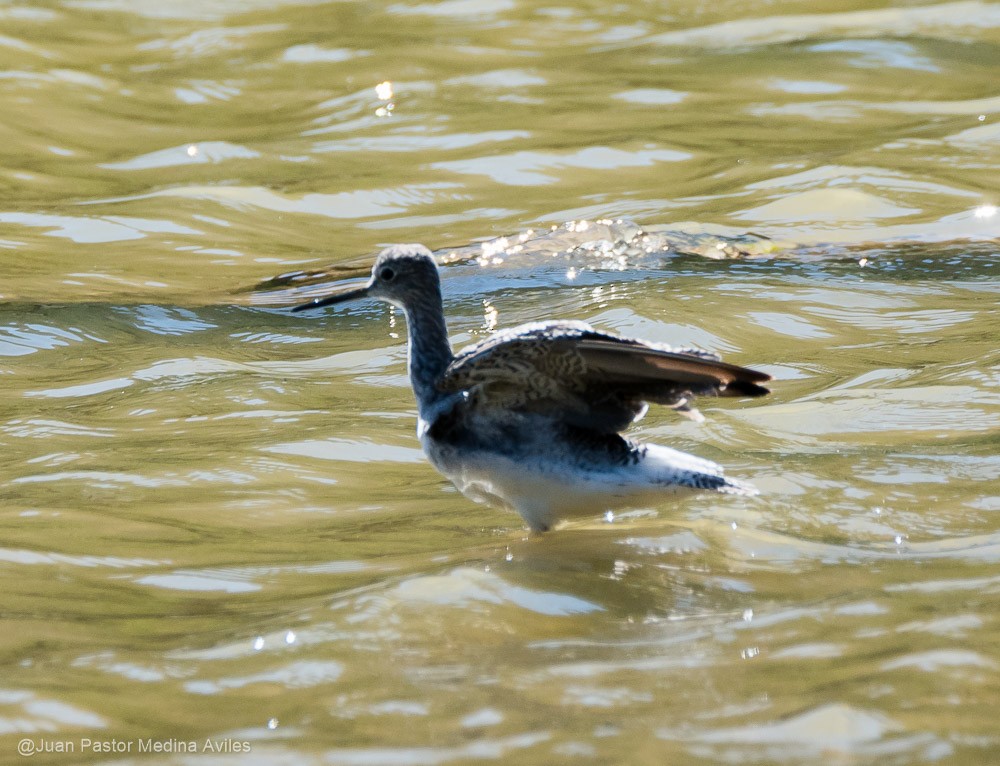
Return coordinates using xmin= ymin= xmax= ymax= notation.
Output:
xmin=434 ymin=146 xmax=691 ymax=186
xmin=650 ymin=1 xmax=1000 ymax=48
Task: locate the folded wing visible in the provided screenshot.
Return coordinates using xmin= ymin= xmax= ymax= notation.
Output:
xmin=438 ymin=321 xmax=770 ymax=432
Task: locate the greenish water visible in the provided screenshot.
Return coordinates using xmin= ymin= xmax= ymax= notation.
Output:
xmin=1 ymin=1 xmax=999 ymax=764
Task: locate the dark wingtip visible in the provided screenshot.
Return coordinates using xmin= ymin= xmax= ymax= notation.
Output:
xmin=726 ymin=379 xmax=771 ymax=397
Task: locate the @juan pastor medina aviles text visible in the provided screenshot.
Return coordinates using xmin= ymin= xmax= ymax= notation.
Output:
xmin=17 ymin=738 xmax=251 ymax=756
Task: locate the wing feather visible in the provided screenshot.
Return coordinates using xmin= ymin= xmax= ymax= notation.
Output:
xmin=574 ymin=338 xmax=771 ymax=398
xmin=438 ymin=321 xmax=770 ymax=432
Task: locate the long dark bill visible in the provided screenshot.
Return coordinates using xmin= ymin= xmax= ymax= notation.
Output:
xmin=291 ymin=282 xmax=373 ymax=312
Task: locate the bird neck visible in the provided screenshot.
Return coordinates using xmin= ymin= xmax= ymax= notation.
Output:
xmin=401 ymin=290 xmax=454 ymax=416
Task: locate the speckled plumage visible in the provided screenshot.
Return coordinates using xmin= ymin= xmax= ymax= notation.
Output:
xmin=294 ymin=244 xmax=771 ymax=532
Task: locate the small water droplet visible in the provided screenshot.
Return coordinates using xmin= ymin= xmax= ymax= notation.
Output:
xmin=731 ymin=521 xmax=738 ymax=530
xmin=253 ymin=636 xmax=264 ymax=651
xmin=186 ymin=144 xmax=198 ymax=157
xmin=894 ymin=535 xmax=903 ymax=545
xmin=978 ymin=114 xmax=986 ymax=122
xmin=284 ymin=630 xmax=296 ymax=645
xmin=267 ymin=718 xmax=279 ymax=730
xmin=604 ymin=511 xmax=615 ymax=523
xmin=504 ymin=551 xmax=513 ymax=562
xmin=375 ymin=80 xmax=393 ymax=100
xmin=742 ymin=609 xmax=754 ymax=622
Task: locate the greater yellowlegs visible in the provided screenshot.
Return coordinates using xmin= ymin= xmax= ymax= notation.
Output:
xmin=294 ymin=244 xmax=771 ymax=532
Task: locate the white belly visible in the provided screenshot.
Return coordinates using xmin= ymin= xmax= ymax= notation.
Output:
xmin=423 ymin=436 xmax=722 ymax=532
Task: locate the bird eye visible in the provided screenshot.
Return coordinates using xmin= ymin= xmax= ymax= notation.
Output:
xmin=379 ymin=267 xmax=396 ymax=281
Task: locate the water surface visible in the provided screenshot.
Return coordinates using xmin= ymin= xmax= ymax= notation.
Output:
xmin=1 ymin=0 xmax=999 ymax=763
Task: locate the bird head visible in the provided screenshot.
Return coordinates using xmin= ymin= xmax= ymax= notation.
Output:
xmin=292 ymin=244 xmax=440 ymax=313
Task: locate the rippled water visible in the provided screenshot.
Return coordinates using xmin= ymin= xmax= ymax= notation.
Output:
xmin=1 ymin=1 xmax=999 ymax=763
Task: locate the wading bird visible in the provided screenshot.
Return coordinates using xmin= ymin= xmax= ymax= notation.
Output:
xmin=294 ymin=244 xmax=770 ymax=532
